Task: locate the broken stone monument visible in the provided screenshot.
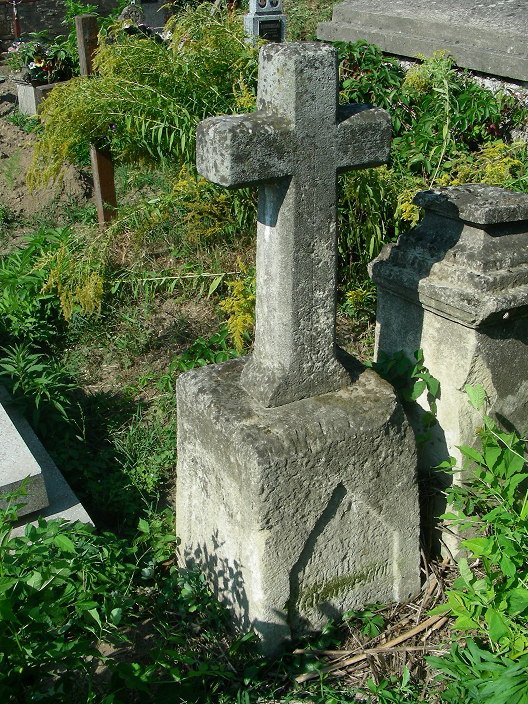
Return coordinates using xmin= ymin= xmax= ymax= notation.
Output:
xmin=369 ymin=184 xmax=528 ymax=551
xmin=317 ymin=0 xmax=528 ymax=84
xmin=176 ymin=42 xmax=420 ymax=654
xmin=0 ymin=386 xmax=91 ymax=538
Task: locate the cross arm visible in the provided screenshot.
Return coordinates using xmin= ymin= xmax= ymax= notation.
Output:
xmin=336 ymin=104 xmax=392 ymax=173
xmin=196 ymin=112 xmax=292 ymax=188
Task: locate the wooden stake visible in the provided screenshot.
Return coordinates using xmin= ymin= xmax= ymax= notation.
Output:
xmin=75 ymin=14 xmax=117 ymax=225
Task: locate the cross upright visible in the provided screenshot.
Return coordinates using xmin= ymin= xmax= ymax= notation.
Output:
xmin=196 ymin=42 xmax=391 ymax=407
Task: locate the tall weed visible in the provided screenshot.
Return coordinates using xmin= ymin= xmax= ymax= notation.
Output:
xmin=432 ymin=384 xmax=528 ymax=657
xmin=28 ymin=6 xmax=258 ymax=188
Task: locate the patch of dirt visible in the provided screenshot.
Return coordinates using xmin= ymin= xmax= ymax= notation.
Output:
xmin=0 ymin=64 xmax=93 ymax=248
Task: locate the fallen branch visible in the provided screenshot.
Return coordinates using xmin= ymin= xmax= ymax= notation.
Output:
xmin=295 ymin=613 xmax=450 ymax=684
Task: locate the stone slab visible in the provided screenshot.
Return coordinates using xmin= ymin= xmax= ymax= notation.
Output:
xmin=176 ymin=355 xmax=420 ymax=654
xmin=317 ymin=0 xmax=528 ymax=83
xmin=370 ymin=184 xmax=528 ymax=329
xmin=0 ymin=386 xmax=92 ymax=536
xmin=0 ymin=388 xmax=49 ymax=517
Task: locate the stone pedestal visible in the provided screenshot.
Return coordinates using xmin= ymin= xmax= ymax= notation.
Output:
xmin=14 ymin=80 xmax=64 ymax=116
xmin=176 ymin=356 xmax=419 ymax=653
xmin=370 ymin=184 xmax=528 ymax=551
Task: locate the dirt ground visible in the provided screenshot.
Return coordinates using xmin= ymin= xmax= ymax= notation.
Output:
xmin=0 ymin=63 xmax=93 ymax=248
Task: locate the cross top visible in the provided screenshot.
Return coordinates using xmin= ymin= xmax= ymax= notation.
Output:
xmin=197 ymin=42 xmax=391 ymax=407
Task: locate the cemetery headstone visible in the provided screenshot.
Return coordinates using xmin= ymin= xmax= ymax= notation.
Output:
xmin=0 ymin=385 xmax=92 ymax=537
xmin=317 ymin=0 xmax=528 ymax=83
xmin=75 ymin=14 xmax=118 ymax=226
xmin=369 ymin=184 xmax=528 ymax=553
xmin=244 ymin=0 xmax=287 ymax=45
xmin=118 ymin=0 xmax=145 ymax=26
xmin=176 ymin=42 xmax=420 ymax=654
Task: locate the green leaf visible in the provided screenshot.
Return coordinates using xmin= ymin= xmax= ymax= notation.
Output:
xmin=485 ymin=608 xmax=510 ymax=642
xmin=500 ymin=554 xmax=517 ymax=578
xmin=465 ymin=383 xmax=486 ymax=410
xmin=25 ymin=571 xmax=43 ymax=590
xmin=87 ymin=607 xmax=102 ymax=628
xmin=138 ymin=518 xmax=150 ymax=534
xmin=508 ymin=588 xmax=528 ymax=616
xmin=0 ymin=598 xmax=16 ymax=621
xmin=207 ymin=275 xmax=224 ymax=299
xmin=54 ymin=533 xmax=76 ymax=555
xmin=459 ymin=445 xmax=485 ymax=465
xmin=76 ymin=600 xmax=99 ymax=611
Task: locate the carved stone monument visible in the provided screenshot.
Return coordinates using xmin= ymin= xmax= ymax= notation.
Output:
xmin=244 ymin=0 xmax=287 ymax=45
xmin=118 ymin=0 xmax=145 ymax=26
xmin=370 ymin=184 xmax=528 ymax=552
xmin=176 ymin=43 xmax=420 ymax=653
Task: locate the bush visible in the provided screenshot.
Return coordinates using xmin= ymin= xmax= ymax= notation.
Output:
xmin=27 ymin=6 xmax=258 ymax=189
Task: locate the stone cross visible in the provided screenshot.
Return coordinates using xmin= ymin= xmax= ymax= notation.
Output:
xmin=196 ymin=42 xmax=391 ymax=407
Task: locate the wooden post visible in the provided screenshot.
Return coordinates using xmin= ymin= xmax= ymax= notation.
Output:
xmin=75 ymin=14 xmax=117 ymax=225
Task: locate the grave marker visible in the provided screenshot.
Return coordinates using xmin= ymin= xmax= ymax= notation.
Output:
xmin=75 ymin=14 xmax=117 ymax=226
xmin=370 ymin=184 xmax=528 ymax=555
xmin=197 ymin=42 xmax=391 ymax=407
xmin=244 ymin=0 xmax=287 ymax=44
xmin=177 ymin=43 xmax=419 ymax=653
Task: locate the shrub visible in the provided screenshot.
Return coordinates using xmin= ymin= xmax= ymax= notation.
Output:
xmin=27 ymin=6 xmax=258 ymax=189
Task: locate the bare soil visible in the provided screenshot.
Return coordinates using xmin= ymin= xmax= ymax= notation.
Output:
xmin=0 ymin=65 xmax=93 ymax=251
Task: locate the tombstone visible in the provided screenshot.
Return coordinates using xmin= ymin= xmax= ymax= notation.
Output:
xmin=176 ymin=42 xmax=420 ymax=654
xmin=118 ymin=0 xmax=145 ymax=26
xmin=369 ymin=184 xmax=528 ymax=553
xmin=0 ymin=386 xmax=92 ymax=538
xmin=141 ymin=0 xmax=168 ymax=30
xmin=317 ymin=0 xmax=528 ymax=84
xmin=244 ymin=0 xmax=287 ymax=45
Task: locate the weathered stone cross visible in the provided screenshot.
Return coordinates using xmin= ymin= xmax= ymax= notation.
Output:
xmin=197 ymin=42 xmax=391 ymax=407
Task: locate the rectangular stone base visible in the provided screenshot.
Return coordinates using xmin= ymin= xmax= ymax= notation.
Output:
xmin=176 ymin=356 xmax=420 ymax=654
xmin=0 ymin=386 xmax=92 ymax=536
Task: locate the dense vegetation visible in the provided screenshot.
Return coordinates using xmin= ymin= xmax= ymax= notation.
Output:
xmin=1 ymin=1 xmax=527 ymax=701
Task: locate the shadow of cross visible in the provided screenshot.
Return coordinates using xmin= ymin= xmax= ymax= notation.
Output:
xmin=196 ymin=42 xmax=391 ymax=407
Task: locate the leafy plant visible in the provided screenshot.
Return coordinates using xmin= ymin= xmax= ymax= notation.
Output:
xmin=432 ymin=384 xmax=528 ymax=657
xmin=1 ymin=150 xmax=22 ymax=190
xmin=367 ymin=349 xmax=440 ymax=437
xmin=0 ymin=228 xmax=66 ymax=347
xmin=113 ymin=405 xmax=177 ymax=495
xmin=6 ymin=32 xmax=78 ymax=84
xmin=427 ymin=638 xmax=528 ymax=703
xmin=343 ymin=605 xmax=384 ymax=638
xmin=4 ymin=108 xmax=40 ymax=134
xmin=0 ymin=343 xmax=77 ymax=431
xmin=28 ymin=6 xmax=259 ymax=188
xmin=220 ymin=263 xmax=256 ymax=353
xmin=171 ymin=325 xmax=240 ymax=372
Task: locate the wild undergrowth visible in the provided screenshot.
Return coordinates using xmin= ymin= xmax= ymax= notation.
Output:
xmin=2 ymin=4 xmax=528 ymax=700
xmin=24 ymin=11 xmax=528 ymax=350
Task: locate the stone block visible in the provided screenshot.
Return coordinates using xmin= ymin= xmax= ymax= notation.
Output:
xmin=0 ymin=388 xmax=48 ymax=517
xmin=370 ymin=184 xmax=528 ymax=554
xmin=317 ymin=0 xmax=528 ymax=83
xmin=176 ymin=356 xmax=419 ymax=654
xmin=15 ymin=81 xmax=65 ymax=116
xmin=0 ymin=386 xmax=92 ymax=535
